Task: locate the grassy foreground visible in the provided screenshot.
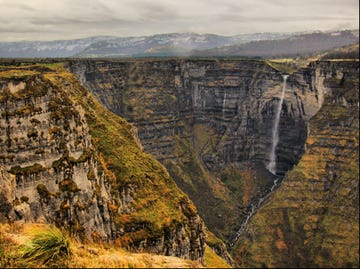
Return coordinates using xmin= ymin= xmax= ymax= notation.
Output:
xmin=0 ymin=223 xmax=230 ymax=268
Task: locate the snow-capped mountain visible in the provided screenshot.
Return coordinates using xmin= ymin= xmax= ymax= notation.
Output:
xmin=0 ymin=36 xmax=114 ymax=58
xmin=0 ymin=32 xmax=290 ymax=58
xmin=2 ymin=30 xmax=355 ymax=58
xmin=192 ymin=30 xmax=359 ymax=58
xmin=76 ymin=32 xmax=293 ymax=57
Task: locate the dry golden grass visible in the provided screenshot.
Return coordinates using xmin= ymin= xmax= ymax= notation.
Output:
xmin=70 ymin=245 xmax=203 ymax=268
xmin=0 ymin=223 xmax=232 ymax=268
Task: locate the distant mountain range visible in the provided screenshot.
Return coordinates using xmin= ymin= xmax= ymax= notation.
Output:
xmin=0 ymin=36 xmax=112 ymax=58
xmin=0 ymin=30 xmax=358 ymax=58
xmin=192 ymin=30 xmax=359 ymax=58
xmin=75 ymin=32 xmax=291 ymax=58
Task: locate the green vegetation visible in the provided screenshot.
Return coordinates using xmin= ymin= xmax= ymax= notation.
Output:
xmin=220 ymin=166 xmax=244 ymax=203
xmin=0 ymin=223 xmax=206 ymax=268
xmin=59 ymin=179 xmax=80 ymax=193
xmin=51 ymin=149 xmax=92 ymax=172
xmin=266 ymin=60 xmax=298 ymax=74
xmin=168 ymin=137 xmax=205 ymax=190
xmin=204 ymin=245 xmax=231 ymax=268
xmin=0 ymin=69 xmax=39 ymax=79
xmin=205 ymin=229 xmax=224 ymax=247
xmin=20 ymin=225 xmax=71 ymax=268
xmin=36 ymin=184 xmax=52 ymax=200
xmin=320 ymin=44 xmax=359 ymax=60
xmin=9 ymin=163 xmax=46 ymax=176
xmin=20 ymin=196 xmax=29 ymax=203
xmin=27 ymin=129 xmax=38 ymax=139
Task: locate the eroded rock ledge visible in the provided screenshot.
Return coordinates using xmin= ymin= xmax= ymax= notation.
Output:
xmin=0 ymin=64 xmax=206 ymax=261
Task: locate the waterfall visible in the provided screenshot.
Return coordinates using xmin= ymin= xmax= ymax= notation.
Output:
xmin=228 ymin=77 xmax=289 ymax=248
xmin=266 ymin=75 xmax=288 ymax=175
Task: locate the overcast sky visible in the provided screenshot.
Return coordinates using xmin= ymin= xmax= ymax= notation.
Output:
xmin=0 ymin=0 xmax=358 ymax=41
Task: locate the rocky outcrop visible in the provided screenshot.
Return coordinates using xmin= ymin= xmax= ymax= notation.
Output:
xmin=232 ymin=60 xmax=359 ymax=267
xmin=0 ymin=166 xmax=16 ymax=221
xmin=69 ymin=59 xmax=323 ymax=240
xmin=0 ymin=64 xmax=206 ymax=261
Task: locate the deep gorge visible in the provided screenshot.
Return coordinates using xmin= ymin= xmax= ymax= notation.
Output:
xmin=0 ymin=58 xmax=358 ymax=267
xmin=68 ymin=58 xmax=323 ymax=241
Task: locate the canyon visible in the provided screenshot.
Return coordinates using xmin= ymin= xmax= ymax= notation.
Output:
xmin=69 ymin=57 xmax=359 ymax=267
xmin=0 ymin=55 xmax=358 ymax=267
xmin=69 ymin=58 xmax=321 ymax=241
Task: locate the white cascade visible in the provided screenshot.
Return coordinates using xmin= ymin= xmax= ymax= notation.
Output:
xmin=229 ymin=177 xmax=282 ymax=247
xmin=229 ymin=75 xmax=289 ymax=248
xmin=266 ymin=75 xmax=288 ymax=175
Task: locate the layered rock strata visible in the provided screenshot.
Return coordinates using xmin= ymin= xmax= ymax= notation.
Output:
xmin=69 ymin=59 xmax=322 ymax=239
xmin=0 ymin=64 xmax=206 ymax=261
xmin=233 ymin=60 xmax=359 ymax=267
xmin=0 ymin=166 xmax=16 ymax=221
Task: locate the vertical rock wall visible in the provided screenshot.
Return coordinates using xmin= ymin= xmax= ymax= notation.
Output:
xmin=69 ymin=59 xmax=323 ymax=240
xmin=232 ymin=60 xmax=359 ymax=267
xmin=0 ymin=65 xmax=206 ymax=261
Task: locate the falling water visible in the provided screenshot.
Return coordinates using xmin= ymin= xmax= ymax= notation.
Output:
xmin=228 ymin=76 xmax=289 ymax=248
xmin=266 ymin=75 xmax=288 ymax=175
xmin=229 ymin=176 xmax=282 ymax=248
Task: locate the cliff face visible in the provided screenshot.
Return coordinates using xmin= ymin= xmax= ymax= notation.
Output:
xmin=0 ymin=58 xmax=357 ymax=266
xmin=233 ymin=60 xmax=359 ymax=267
xmin=69 ymin=59 xmax=322 ymax=239
xmin=0 ymin=166 xmax=15 ymax=221
xmin=0 ymin=64 xmax=205 ymax=261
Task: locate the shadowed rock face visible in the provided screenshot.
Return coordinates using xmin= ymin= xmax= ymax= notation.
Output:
xmin=0 ymin=166 xmax=16 ymax=221
xmin=69 ymin=59 xmax=323 ymax=239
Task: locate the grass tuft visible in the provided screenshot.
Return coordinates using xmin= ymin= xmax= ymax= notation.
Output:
xmin=20 ymin=225 xmax=71 ymax=267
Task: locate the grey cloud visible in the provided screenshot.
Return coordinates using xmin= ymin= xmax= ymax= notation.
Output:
xmin=0 ymin=0 xmax=358 ymax=41
xmin=28 ymin=17 xmax=134 ymax=26
xmin=0 ymin=21 xmax=58 ymax=35
xmin=0 ymin=1 xmax=35 ymax=11
xmin=219 ymin=14 xmax=357 ymax=23
xmin=138 ymin=4 xmax=179 ymax=21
